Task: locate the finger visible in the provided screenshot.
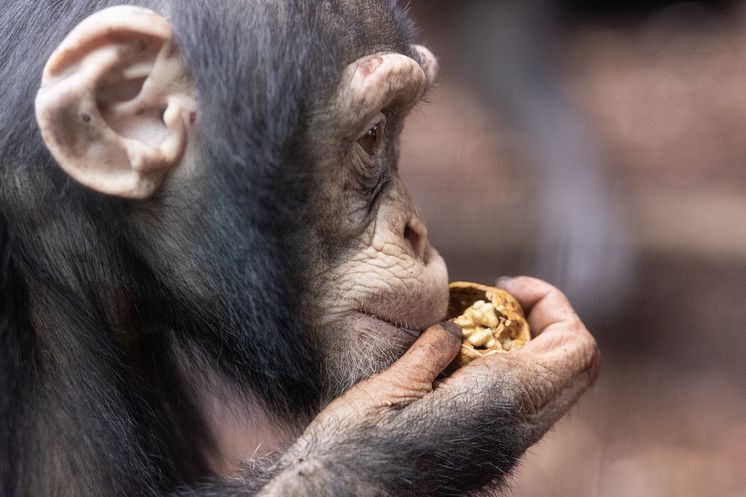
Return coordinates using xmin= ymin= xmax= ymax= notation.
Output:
xmin=325 ymin=323 xmax=462 ymax=416
xmin=379 ymin=322 xmax=462 ymax=389
xmin=495 ymin=276 xmax=600 ymax=402
xmin=460 ymin=322 xmax=600 ymax=433
xmin=498 ymin=276 xmax=596 ymax=365
xmin=496 ymin=276 xmax=579 ymax=336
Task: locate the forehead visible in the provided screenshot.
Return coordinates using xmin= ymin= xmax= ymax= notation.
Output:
xmin=168 ymin=0 xmax=419 ymax=173
xmin=316 ymin=0 xmax=416 ymax=64
xmin=174 ymin=0 xmax=415 ymax=86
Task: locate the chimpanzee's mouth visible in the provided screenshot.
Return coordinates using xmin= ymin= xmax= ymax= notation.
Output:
xmin=355 ymin=309 xmax=424 ymax=339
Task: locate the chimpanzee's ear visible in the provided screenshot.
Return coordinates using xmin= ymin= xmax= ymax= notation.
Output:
xmin=35 ymin=6 xmax=196 ymax=199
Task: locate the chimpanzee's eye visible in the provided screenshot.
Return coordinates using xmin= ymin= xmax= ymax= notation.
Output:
xmin=357 ymin=117 xmax=385 ymax=156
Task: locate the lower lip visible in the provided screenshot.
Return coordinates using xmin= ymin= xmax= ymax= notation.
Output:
xmin=349 ymin=311 xmax=423 ymax=343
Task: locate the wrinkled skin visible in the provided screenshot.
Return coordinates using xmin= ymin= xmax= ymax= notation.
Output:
xmin=310 ymin=182 xmax=449 ymax=395
xmin=261 ymin=276 xmax=600 ymax=496
xmin=301 ymin=51 xmax=450 ymax=397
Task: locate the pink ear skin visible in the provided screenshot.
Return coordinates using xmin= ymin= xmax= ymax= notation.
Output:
xmin=35 ymin=6 xmax=196 ymax=200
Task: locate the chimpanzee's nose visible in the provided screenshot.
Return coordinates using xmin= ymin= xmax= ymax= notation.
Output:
xmin=404 ymin=216 xmax=428 ymax=262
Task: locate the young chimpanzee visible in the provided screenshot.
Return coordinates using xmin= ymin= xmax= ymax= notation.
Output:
xmin=0 ymin=1 xmax=599 ymax=496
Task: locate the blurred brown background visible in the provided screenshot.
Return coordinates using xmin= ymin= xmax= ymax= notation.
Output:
xmin=403 ymin=1 xmax=746 ymax=496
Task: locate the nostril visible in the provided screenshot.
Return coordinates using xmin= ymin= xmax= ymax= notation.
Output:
xmin=404 ymin=221 xmax=427 ymax=261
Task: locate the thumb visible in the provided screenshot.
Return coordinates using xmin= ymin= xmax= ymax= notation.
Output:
xmin=315 ymin=322 xmax=462 ymax=421
xmin=377 ymin=322 xmax=462 ymax=393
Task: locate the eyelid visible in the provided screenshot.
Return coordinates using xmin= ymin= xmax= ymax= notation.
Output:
xmin=356 ymin=112 xmax=386 ymax=141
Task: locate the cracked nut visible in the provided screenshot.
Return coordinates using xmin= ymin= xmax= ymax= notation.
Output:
xmin=448 ymin=281 xmax=531 ymax=366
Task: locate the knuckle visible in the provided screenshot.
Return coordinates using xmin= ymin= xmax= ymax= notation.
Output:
xmin=578 ymin=327 xmax=600 ymax=367
xmin=515 ymin=275 xmax=542 ymax=286
xmin=526 ymin=275 xmax=561 ymax=294
xmin=564 ymin=330 xmax=599 ymax=378
xmin=512 ymin=375 xmax=553 ymax=417
xmin=553 ymin=289 xmax=574 ymax=308
xmin=582 ymin=334 xmax=602 ymax=383
xmin=556 ymin=326 xmax=600 ymax=387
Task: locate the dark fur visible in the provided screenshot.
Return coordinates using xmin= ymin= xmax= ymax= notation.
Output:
xmin=0 ymin=1 xmax=526 ymax=496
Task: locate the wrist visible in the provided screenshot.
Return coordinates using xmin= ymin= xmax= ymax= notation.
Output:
xmin=259 ymin=456 xmax=384 ymax=497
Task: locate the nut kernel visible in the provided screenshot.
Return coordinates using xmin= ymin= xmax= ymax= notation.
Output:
xmin=447 ymin=281 xmax=532 ymax=366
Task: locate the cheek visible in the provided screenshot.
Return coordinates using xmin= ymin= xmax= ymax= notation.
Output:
xmin=306 ymin=244 xmax=449 ymax=397
xmin=320 ymin=234 xmax=449 ymax=328
xmin=299 ymin=184 xmax=450 ymax=392
xmin=312 ymin=186 xmax=449 ymax=320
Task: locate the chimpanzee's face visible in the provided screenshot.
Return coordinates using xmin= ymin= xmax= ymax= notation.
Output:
xmin=301 ymin=49 xmax=447 ymax=395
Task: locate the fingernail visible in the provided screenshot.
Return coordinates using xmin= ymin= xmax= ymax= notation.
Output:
xmin=439 ymin=321 xmax=462 ymax=340
xmin=495 ymin=276 xmax=515 ymax=285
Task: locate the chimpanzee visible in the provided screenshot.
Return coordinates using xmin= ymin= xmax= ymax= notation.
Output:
xmin=0 ymin=1 xmax=600 ymax=496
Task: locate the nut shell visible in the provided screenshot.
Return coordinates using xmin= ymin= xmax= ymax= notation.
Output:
xmin=448 ymin=281 xmax=531 ymax=366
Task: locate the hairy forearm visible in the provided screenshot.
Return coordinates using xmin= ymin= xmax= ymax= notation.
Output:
xmin=170 ymin=445 xmax=384 ymax=497
xmin=258 ymin=402 xmax=525 ymax=497
xmin=170 ymin=458 xmax=383 ymax=497
xmin=258 ymin=458 xmax=386 ymax=497
xmin=171 ymin=478 xmax=266 ymax=497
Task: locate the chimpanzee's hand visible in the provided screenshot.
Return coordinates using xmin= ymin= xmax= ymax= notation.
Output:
xmin=261 ymin=277 xmax=600 ymax=497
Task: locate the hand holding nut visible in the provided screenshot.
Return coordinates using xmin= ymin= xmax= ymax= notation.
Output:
xmin=448 ymin=281 xmax=532 ymax=366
